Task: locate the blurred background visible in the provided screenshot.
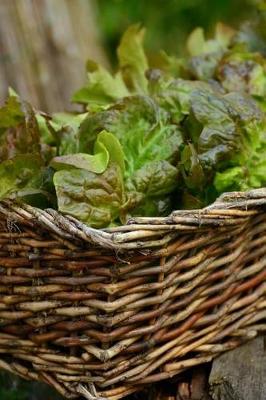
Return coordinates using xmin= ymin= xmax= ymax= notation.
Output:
xmin=0 ymin=0 xmax=254 ymax=113
xmin=0 ymin=0 xmax=258 ymax=398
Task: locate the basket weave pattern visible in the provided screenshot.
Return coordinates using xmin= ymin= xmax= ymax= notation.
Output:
xmin=0 ymin=189 xmax=265 ymax=399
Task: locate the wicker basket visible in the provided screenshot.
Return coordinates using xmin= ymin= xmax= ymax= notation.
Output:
xmin=0 ymin=188 xmax=265 ymax=400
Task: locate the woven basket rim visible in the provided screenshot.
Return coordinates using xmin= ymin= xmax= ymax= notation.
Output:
xmin=0 ymin=187 xmax=265 ymax=250
xmin=0 ymin=188 xmax=265 ymax=399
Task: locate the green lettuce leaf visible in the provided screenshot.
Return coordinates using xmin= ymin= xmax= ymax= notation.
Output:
xmin=178 ymin=87 xmax=265 ymax=206
xmin=51 ymin=152 xmax=109 ymax=173
xmin=94 ymin=130 xmax=125 ymax=173
xmin=80 ymin=96 xmax=182 ymax=173
xmin=37 ymin=112 xmax=87 ymax=155
xmin=72 ymin=60 xmax=129 ymax=107
xmin=78 ymin=95 xmax=182 ymax=217
xmin=153 ymin=78 xmax=217 ymax=120
xmin=72 ymin=24 xmax=149 ymax=108
xmin=51 ymin=130 xmax=124 ymax=174
xmin=52 ymin=131 xmax=126 ymax=227
xmin=125 ymin=160 xmax=178 ymax=197
xmin=187 ymin=23 xmax=235 ymax=57
xmin=117 ymin=24 xmax=149 ymax=94
xmin=53 ymin=163 xmax=125 ymax=228
xmin=214 ymin=155 xmax=266 ymax=193
xmin=186 ymin=23 xmax=235 ymax=80
xmin=214 ymin=103 xmax=266 ymax=193
xmin=124 ymin=160 xmax=178 ymax=217
xmin=188 ymin=89 xmax=263 ymax=168
xmin=0 ymin=96 xmax=56 ymax=206
xmin=129 ymin=196 xmax=173 ymax=217
xmin=0 ymin=154 xmax=54 ymax=205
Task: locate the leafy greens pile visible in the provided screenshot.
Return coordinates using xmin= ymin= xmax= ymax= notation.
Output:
xmin=0 ymin=22 xmax=265 ymax=228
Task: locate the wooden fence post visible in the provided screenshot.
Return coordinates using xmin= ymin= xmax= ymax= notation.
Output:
xmin=0 ymin=0 xmax=108 ymax=112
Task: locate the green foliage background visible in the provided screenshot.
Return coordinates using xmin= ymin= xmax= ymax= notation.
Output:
xmin=0 ymin=372 xmax=63 ymax=400
xmin=97 ymin=0 xmax=253 ymax=64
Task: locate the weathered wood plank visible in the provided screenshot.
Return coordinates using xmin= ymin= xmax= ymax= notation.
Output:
xmin=209 ymin=336 xmax=266 ymax=400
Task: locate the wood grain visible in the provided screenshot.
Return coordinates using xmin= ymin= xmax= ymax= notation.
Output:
xmin=209 ymin=336 xmax=266 ymax=400
xmin=0 ymin=0 xmax=108 ymax=112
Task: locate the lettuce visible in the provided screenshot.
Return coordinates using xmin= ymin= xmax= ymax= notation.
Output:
xmin=186 ymin=23 xmax=235 ymax=80
xmin=72 ymin=24 xmax=148 ymax=108
xmin=0 ymin=95 xmax=55 ymax=207
xmin=78 ymin=95 xmax=182 ymax=217
xmin=178 ymin=87 xmax=265 ymax=205
xmin=0 ymin=96 xmax=41 ymax=161
xmin=216 ymin=49 xmax=266 ymax=98
xmin=54 ymin=164 xmax=125 ymax=228
xmin=117 ymin=24 xmax=148 ymax=93
xmin=0 ymin=19 xmax=265 ymax=227
xmin=72 ymin=60 xmax=129 ymax=107
xmin=52 ymin=131 xmax=126 ymax=227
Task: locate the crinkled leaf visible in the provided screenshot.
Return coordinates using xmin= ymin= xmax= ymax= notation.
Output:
xmin=53 ymin=130 xmax=124 ymax=174
xmin=50 ymin=151 xmax=109 ymax=174
xmin=126 ymin=160 xmax=178 ymax=197
xmin=0 ymin=97 xmax=41 ymax=161
xmin=129 ymin=196 xmax=173 ymax=217
xmin=0 ymin=155 xmax=43 ymax=199
xmin=214 ymin=167 xmax=246 ymax=192
xmin=80 ymin=96 xmax=182 ymax=178
xmin=157 ymin=79 xmax=217 ymax=118
xmin=181 ymin=190 xmax=205 ymax=210
xmin=117 ymin=24 xmax=148 ymax=93
xmin=180 ymin=144 xmax=206 ymax=190
xmin=189 ymin=90 xmax=237 ymax=168
xmin=79 ymin=96 xmax=181 ymax=217
xmin=94 ymin=130 xmax=125 ymax=174
xmin=188 ymin=53 xmax=222 ymax=81
xmin=214 ymin=157 xmax=266 ymax=193
xmin=224 ymin=91 xmax=263 ymax=121
xmin=72 ymin=60 xmax=129 ymax=106
xmin=53 ymin=112 xmax=87 ymax=130
xmin=187 ymin=89 xmax=263 ymax=169
xmin=214 ymin=123 xmax=266 ymax=193
xmin=216 ymin=50 xmax=266 ymax=97
xmin=187 ymin=24 xmax=235 ymax=80
xmin=124 ymin=160 xmax=178 ymax=216
xmin=79 ymin=109 xmax=119 ymax=154
xmin=54 ymin=163 xmax=125 ymax=228
xmin=179 ymin=88 xmax=265 ymax=205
